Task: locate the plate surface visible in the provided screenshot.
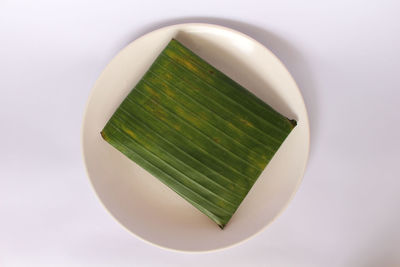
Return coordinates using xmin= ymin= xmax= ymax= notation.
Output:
xmin=82 ymin=23 xmax=309 ymax=252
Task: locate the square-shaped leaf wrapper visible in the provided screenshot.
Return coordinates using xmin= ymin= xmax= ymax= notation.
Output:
xmin=101 ymin=39 xmax=296 ymax=229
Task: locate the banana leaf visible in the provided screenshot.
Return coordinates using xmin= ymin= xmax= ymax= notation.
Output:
xmin=101 ymin=39 xmax=296 ymax=229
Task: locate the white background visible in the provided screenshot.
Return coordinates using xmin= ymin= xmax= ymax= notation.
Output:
xmin=1 ymin=0 xmax=399 ymax=266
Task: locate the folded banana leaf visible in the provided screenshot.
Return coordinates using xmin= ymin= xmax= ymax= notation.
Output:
xmin=101 ymin=39 xmax=296 ymax=229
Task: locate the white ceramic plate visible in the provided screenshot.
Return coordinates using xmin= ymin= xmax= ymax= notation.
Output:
xmin=82 ymin=23 xmax=309 ymax=252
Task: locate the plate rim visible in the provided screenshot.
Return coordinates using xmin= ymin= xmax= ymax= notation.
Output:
xmin=81 ymin=22 xmax=310 ymax=253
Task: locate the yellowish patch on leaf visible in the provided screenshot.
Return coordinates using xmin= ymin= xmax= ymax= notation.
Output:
xmin=239 ymin=118 xmax=253 ymax=127
xmin=144 ymin=84 xmax=159 ymax=99
xmin=167 ymin=51 xmax=198 ymax=72
xmin=164 ymin=88 xmax=175 ymax=97
xmin=175 ymin=106 xmax=184 ymax=116
xmin=257 ymin=161 xmax=266 ymax=170
xmin=217 ymin=200 xmax=226 ymax=207
xmin=182 ymin=60 xmax=197 ymax=72
xmin=122 ymin=126 xmax=137 ymax=139
xmin=100 ymin=131 xmax=109 ymax=141
xmin=173 ymin=124 xmax=181 ymax=131
xmin=188 ymin=116 xmax=201 ymax=127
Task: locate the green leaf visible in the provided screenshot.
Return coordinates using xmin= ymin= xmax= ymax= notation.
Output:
xmin=101 ymin=39 xmax=296 ymax=229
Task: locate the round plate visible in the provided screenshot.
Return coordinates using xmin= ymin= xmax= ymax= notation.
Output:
xmin=82 ymin=23 xmax=309 ymax=252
